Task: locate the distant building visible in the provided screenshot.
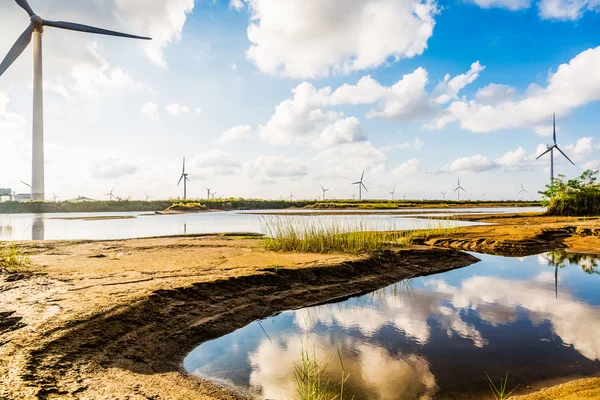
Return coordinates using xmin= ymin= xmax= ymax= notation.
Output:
xmin=14 ymin=193 xmax=32 ymax=202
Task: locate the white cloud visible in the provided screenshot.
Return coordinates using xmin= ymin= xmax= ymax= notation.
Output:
xmin=565 ymin=137 xmax=596 ymax=162
xmin=140 ymin=102 xmax=159 ymax=119
xmin=315 ymin=142 xmax=387 ymax=178
xmin=229 ymin=0 xmax=245 ymax=11
xmin=474 ymin=83 xmax=516 ymax=105
xmin=470 ymin=0 xmax=531 ymax=10
xmin=494 ymin=147 xmax=536 ymax=171
xmin=433 ymin=61 xmax=486 ymax=105
xmin=88 ymin=157 xmax=139 ymax=179
xmin=114 ymin=0 xmax=195 ymax=68
xmin=243 ymin=156 xmax=309 ymax=181
xmin=428 ymin=47 xmax=600 ymax=133
xmin=191 ymin=150 xmax=241 ymax=176
xmin=439 ymin=155 xmax=497 ymax=174
xmin=216 ymin=125 xmax=253 ymax=144
xmin=245 ymin=0 xmax=438 ymax=78
xmin=382 ymin=137 xmax=425 ymax=152
xmin=582 ymin=160 xmax=600 ymax=171
xmin=165 ymin=103 xmax=191 ymax=117
xmin=538 ymin=0 xmax=600 ymax=20
xmin=394 ymin=159 xmax=422 ymax=176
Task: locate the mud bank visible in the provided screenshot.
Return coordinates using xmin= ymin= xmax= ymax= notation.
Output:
xmin=0 ymin=235 xmax=477 ymax=400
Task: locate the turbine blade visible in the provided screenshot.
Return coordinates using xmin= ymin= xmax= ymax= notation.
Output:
xmin=20 ymin=180 xmax=31 ymax=187
xmin=536 ymin=147 xmax=553 ymax=159
xmin=553 ymin=113 xmax=557 ymax=145
xmin=177 ymin=175 xmax=183 ymax=186
xmin=351 ymin=182 xmax=361 ymax=185
xmin=453 ymin=187 xmax=459 ymax=192
xmin=362 ymin=183 xmax=368 ymax=192
xmin=360 ymin=170 xmax=365 ymax=181
xmin=15 ymin=0 xmax=35 ymax=16
xmin=43 ymin=20 xmax=152 ymax=40
xmin=0 ymin=24 xmax=34 ymax=77
xmin=556 ymin=146 xmax=576 ymax=166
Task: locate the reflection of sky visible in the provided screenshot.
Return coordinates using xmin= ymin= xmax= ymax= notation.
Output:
xmin=184 ymin=252 xmax=600 ymax=399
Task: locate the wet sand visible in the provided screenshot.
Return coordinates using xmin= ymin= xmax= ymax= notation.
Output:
xmin=1 ymin=214 xmax=599 ymax=399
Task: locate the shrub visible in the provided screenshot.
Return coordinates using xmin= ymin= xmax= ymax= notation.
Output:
xmin=540 ymin=170 xmax=600 ymax=216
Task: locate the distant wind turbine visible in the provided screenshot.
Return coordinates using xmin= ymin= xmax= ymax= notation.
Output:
xmin=0 ymin=0 xmax=151 ymax=201
xmin=536 ymin=113 xmax=575 ymax=184
xmin=211 ymin=191 xmax=218 ymax=199
xmin=52 ymin=193 xmax=59 ymax=202
xmin=145 ymin=194 xmax=151 ymax=201
xmin=320 ymin=185 xmax=330 ymax=201
xmin=288 ymin=192 xmax=295 ymax=202
xmin=519 ymin=182 xmax=528 ymax=200
xmin=205 ymin=187 xmax=212 ymax=200
xmin=453 ymin=178 xmax=466 ymax=201
xmin=351 ymin=170 xmax=368 ymax=201
xmin=351 ymin=194 xmax=356 ymax=200
xmin=106 ymin=188 xmax=115 ymax=201
xmin=441 ymin=191 xmax=447 ymax=201
xmin=390 ymin=188 xmax=396 ymax=201
xmin=177 ymin=157 xmax=189 ymax=199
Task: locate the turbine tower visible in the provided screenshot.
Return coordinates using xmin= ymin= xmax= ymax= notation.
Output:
xmin=177 ymin=157 xmax=189 ymax=199
xmin=351 ymin=170 xmax=368 ymax=201
xmin=205 ymin=188 xmax=212 ymax=200
xmin=0 ymin=0 xmax=151 ymax=201
xmin=390 ymin=188 xmax=396 ymax=201
xmin=453 ymin=178 xmax=466 ymax=201
xmin=518 ymin=182 xmax=528 ymax=200
xmin=320 ymin=185 xmax=330 ymax=201
xmin=536 ymin=113 xmax=575 ymax=184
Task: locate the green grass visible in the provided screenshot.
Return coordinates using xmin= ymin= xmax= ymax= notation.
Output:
xmin=261 ymin=216 xmax=464 ymax=254
xmin=486 ymin=372 xmax=519 ymax=400
xmin=166 ymin=202 xmax=207 ymax=211
xmin=294 ymin=336 xmax=351 ymax=400
xmin=0 ymin=243 xmax=31 ymax=274
xmin=0 ymin=221 xmax=13 ymax=236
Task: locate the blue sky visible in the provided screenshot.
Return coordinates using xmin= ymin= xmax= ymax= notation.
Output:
xmin=0 ymin=0 xmax=599 ymax=200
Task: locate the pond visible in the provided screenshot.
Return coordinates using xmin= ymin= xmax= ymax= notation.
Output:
xmin=0 ymin=207 xmax=541 ymax=241
xmin=184 ymin=251 xmax=600 ymax=400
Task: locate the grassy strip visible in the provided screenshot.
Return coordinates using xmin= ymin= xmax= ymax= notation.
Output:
xmin=261 ymin=216 xmax=463 ymax=254
xmin=0 ymin=243 xmax=31 ymax=274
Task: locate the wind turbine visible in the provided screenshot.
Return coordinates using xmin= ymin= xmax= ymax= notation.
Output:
xmin=288 ymin=192 xmax=295 ymax=202
xmin=351 ymin=170 xmax=368 ymax=201
xmin=390 ymin=188 xmax=396 ymax=201
xmin=177 ymin=157 xmax=189 ymax=199
xmin=453 ymin=178 xmax=466 ymax=201
xmin=441 ymin=191 xmax=447 ymax=201
xmin=351 ymin=194 xmax=356 ymax=200
xmin=105 ymin=188 xmax=115 ymax=201
xmin=320 ymin=185 xmax=330 ymax=201
xmin=145 ymin=194 xmax=151 ymax=201
xmin=211 ymin=191 xmax=218 ymax=199
xmin=0 ymin=0 xmax=151 ymax=201
xmin=205 ymin=188 xmax=212 ymax=200
xmin=536 ymin=113 xmax=575 ymax=184
xmin=52 ymin=193 xmax=59 ymax=202
xmin=518 ymin=182 xmax=528 ymax=200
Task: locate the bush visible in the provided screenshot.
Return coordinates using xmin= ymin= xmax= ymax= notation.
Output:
xmin=167 ymin=202 xmax=207 ymax=211
xmin=540 ymin=170 xmax=600 ymax=216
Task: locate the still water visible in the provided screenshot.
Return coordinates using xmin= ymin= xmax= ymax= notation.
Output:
xmin=184 ymin=251 xmax=600 ymax=399
xmin=0 ymin=207 xmax=541 ymax=241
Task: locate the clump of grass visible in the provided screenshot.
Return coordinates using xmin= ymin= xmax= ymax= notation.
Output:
xmin=486 ymin=372 xmax=519 ymax=400
xmin=0 ymin=243 xmax=31 ymax=274
xmin=261 ymin=216 xmax=411 ymax=254
xmin=294 ymin=337 xmax=351 ymax=400
xmin=0 ymin=221 xmax=14 ymax=236
xmin=261 ymin=216 xmax=464 ymax=254
xmin=167 ymin=202 xmax=207 ymax=211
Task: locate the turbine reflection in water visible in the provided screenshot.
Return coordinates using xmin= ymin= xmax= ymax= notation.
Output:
xmin=32 ymin=216 xmax=44 ymax=240
xmin=184 ymin=252 xmax=600 ymax=399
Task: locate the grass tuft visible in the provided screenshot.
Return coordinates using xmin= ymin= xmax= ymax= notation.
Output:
xmin=0 ymin=243 xmax=31 ymax=274
xmin=486 ymin=372 xmax=519 ymax=400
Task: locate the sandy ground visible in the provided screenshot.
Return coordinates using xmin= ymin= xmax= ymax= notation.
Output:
xmin=1 ymin=214 xmax=599 ymax=399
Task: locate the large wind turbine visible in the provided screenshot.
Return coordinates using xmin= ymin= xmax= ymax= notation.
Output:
xmin=518 ymin=182 xmax=528 ymax=200
xmin=536 ymin=113 xmax=575 ymax=184
xmin=0 ymin=0 xmax=151 ymax=201
xmin=351 ymin=170 xmax=368 ymax=201
xmin=205 ymin=188 xmax=212 ymax=200
xmin=453 ymin=178 xmax=466 ymax=201
xmin=390 ymin=188 xmax=396 ymax=201
xmin=320 ymin=185 xmax=330 ymax=201
xmin=177 ymin=157 xmax=189 ymax=199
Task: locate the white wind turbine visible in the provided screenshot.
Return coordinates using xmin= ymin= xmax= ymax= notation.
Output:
xmin=288 ymin=192 xmax=295 ymax=202
xmin=390 ymin=188 xmax=396 ymax=201
xmin=205 ymin=187 xmax=212 ymax=200
xmin=441 ymin=191 xmax=447 ymax=201
xmin=518 ymin=182 xmax=528 ymax=200
xmin=453 ymin=178 xmax=466 ymax=201
xmin=320 ymin=185 xmax=330 ymax=201
xmin=536 ymin=113 xmax=575 ymax=184
xmin=351 ymin=170 xmax=368 ymax=201
xmin=0 ymin=0 xmax=151 ymax=201
xmin=105 ymin=188 xmax=115 ymax=201
xmin=177 ymin=157 xmax=189 ymax=199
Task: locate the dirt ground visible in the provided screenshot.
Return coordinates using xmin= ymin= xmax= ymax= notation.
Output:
xmin=1 ymin=214 xmax=599 ymax=400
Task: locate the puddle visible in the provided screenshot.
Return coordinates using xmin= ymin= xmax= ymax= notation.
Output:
xmin=184 ymin=251 xmax=600 ymax=399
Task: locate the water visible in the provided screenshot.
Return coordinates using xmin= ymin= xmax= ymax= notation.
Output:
xmin=184 ymin=251 xmax=600 ymax=399
xmin=0 ymin=207 xmax=541 ymax=241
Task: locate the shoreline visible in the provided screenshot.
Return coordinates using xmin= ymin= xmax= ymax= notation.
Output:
xmin=1 ymin=214 xmax=599 ymax=399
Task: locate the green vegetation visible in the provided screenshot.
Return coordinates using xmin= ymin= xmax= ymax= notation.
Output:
xmin=486 ymin=372 xmax=519 ymax=400
xmin=261 ymin=216 xmax=463 ymax=254
xmin=309 ymin=199 xmax=540 ymax=210
xmin=0 ymin=243 xmax=31 ymax=274
xmin=166 ymin=202 xmax=207 ymax=211
xmin=541 ymin=170 xmax=600 ymax=216
xmin=294 ymin=337 xmax=351 ymax=400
